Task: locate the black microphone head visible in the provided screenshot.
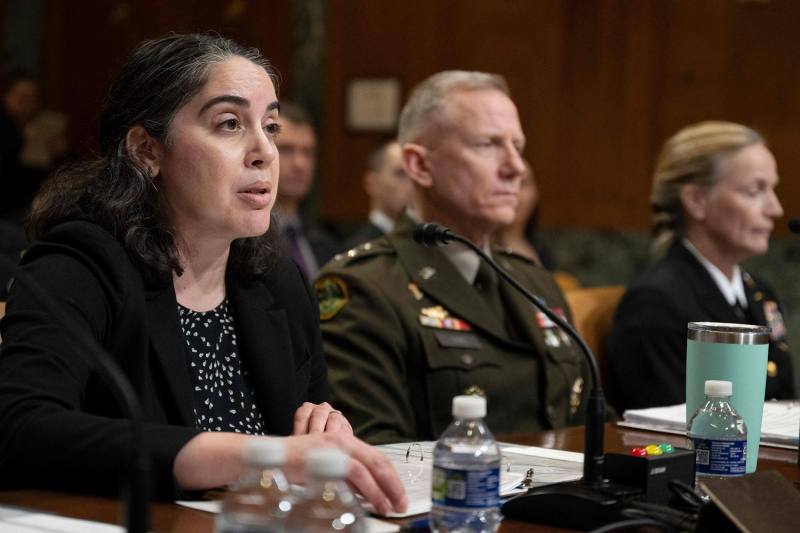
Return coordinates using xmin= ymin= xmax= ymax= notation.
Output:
xmin=789 ymin=218 xmax=800 ymax=234
xmin=412 ymin=223 xmax=452 ymax=246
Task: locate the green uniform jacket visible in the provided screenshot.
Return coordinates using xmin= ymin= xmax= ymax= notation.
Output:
xmin=316 ymin=216 xmax=588 ymax=444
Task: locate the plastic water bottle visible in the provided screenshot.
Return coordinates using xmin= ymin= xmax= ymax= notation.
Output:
xmin=687 ymin=380 xmax=748 ymax=482
xmin=284 ymin=448 xmax=365 ymax=532
xmin=431 ymin=395 xmax=502 ymax=533
xmin=215 ymin=439 xmax=292 ymax=533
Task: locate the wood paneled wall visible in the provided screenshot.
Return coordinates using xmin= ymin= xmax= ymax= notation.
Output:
xmin=321 ymin=0 xmax=800 ymax=232
xmin=30 ymin=1 xmax=800 ymax=233
xmin=40 ymin=0 xmax=294 ymax=155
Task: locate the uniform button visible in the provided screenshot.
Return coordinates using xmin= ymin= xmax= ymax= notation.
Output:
xmin=461 ymin=354 xmax=473 ymax=366
xmin=779 ymin=342 xmax=789 ymax=352
xmin=767 ymin=361 xmax=778 ymax=378
xmin=463 ymin=385 xmax=485 ymax=397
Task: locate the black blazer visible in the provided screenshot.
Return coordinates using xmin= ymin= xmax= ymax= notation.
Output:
xmin=0 ymin=221 xmax=327 ymax=499
xmin=607 ymin=243 xmax=795 ymax=413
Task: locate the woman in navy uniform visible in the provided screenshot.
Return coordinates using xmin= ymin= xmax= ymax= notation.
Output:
xmin=608 ymin=121 xmax=795 ymax=412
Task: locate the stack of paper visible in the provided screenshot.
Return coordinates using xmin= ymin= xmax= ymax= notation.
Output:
xmin=371 ymin=441 xmax=584 ymax=518
xmin=0 ymin=505 xmax=124 ymax=533
xmin=620 ymin=400 xmax=800 ymax=448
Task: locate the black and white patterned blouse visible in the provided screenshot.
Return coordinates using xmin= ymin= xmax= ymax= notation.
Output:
xmin=178 ymin=299 xmax=266 ymax=435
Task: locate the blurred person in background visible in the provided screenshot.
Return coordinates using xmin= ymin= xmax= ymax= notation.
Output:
xmin=0 ymin=70 xmax=69 ymax=224
xmin=274 ymin=101 xmax=339 ymax=279
xmin=493 ymin=159 xmax=554 ymax=269
xmin=344 ymin=139 xmax=413 ymax=249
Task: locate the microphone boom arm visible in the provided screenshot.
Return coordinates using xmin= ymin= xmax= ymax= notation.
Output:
xmin=444 ymin=232 xmax=605 ymax=485
xmin=412 ymin=222 xmax=605 ymax=486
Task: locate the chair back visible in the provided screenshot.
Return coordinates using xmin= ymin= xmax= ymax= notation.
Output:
xmin=553 ymin=271 xmax=582 ymax=292
xmin=564 ymin=285 xmax=625 ymax=388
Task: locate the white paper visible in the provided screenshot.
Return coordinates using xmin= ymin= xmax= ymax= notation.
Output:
xmin=368 ymin=441 xmax=582 ymax=518
xmin=500 ymin=446 xmax=584 ymax=462
xmin=0 ymin=505 xmax=124 ymax=532
xmin=176 ymin=499 xmax=220 ymax=513
xmin=621 ymin=400 xmax=800 ymax=448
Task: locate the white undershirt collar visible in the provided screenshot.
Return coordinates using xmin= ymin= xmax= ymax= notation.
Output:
xmin=682 ymin=239 xmax=747 ymax=308
xmin=368 ymin=210 xmax=395 ymax=234
xmin=441 ymin=241 xmax=485 ymax=284
xmin=409 ymin=209 xmax=489 ymax=284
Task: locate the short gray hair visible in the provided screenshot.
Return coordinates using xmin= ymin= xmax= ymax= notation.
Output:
xmin=397 ymin=70 xmax=509 ymax=144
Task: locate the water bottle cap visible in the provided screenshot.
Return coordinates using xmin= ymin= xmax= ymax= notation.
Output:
xmin=704 ymin=380 xmax=733 ymax=396
xmin=242 ymin=439 xmax=286 ymax=467
xmin=307 ymin=448 xmax=349 ymax=478
xmin=452 ymin=395 xmax=486 ymax=418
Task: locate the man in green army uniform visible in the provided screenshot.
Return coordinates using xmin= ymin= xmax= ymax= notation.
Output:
xmin=315 ymin=71 xmax=588 ymax=444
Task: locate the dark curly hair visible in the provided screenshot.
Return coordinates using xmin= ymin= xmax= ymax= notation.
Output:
xmin=28 ymin=33 xmax=282 ymax=284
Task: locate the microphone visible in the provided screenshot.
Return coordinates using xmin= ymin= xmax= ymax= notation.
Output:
xmin=413 ymin=223 xmax=637 ymax=529
xmin=0 ymin=255 xmax=150 ymax=533
xmin=788 ymin=218 xmax=800 ymax=234
xmin=413 ymin=223 xmax=454 ymax=246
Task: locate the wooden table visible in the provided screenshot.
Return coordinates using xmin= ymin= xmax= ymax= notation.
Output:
xmin=1 ymin=423 xmax=797 ymax=532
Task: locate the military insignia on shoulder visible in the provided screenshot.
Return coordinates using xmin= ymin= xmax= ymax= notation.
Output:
xmin=763 ymin=300 xmax=787 ymax=340
xmin=463 ymin=385 xmax=486 ymax=397
xmin=314 ymin=276 xmax=349 ymax=320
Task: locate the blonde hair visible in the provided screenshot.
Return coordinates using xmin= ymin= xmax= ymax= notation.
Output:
xmin=650 ymin=120 xmax=763 ymax=256
xmin=397 ymin=70 xmax=509 ymax=144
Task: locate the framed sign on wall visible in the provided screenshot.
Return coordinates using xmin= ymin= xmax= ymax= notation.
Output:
xmin=345 ymin=77 xmax=402 ymax=132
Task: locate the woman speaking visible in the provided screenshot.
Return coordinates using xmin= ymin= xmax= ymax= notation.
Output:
xmin=0 ymin=33 xmax=405 ymax=515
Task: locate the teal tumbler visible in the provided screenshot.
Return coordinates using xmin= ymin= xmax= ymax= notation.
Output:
xmin=686 ymin=322 xmax=770 ymax=473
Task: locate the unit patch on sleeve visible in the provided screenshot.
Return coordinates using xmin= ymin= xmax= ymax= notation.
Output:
xmin=314 ymin=276 xmax=349 ymax=320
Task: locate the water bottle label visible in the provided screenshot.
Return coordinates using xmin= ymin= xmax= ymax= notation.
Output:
xmin=690 ymin=437 xmax=747 ymax=476
xmin=431 ymin=466 xmax=500 ymax=509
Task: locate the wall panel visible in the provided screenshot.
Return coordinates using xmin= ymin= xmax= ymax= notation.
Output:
xmin=40 ymin=0 xmax=293 ymax=154
xmin=321 ymin=0 xmax=800 ymax=233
